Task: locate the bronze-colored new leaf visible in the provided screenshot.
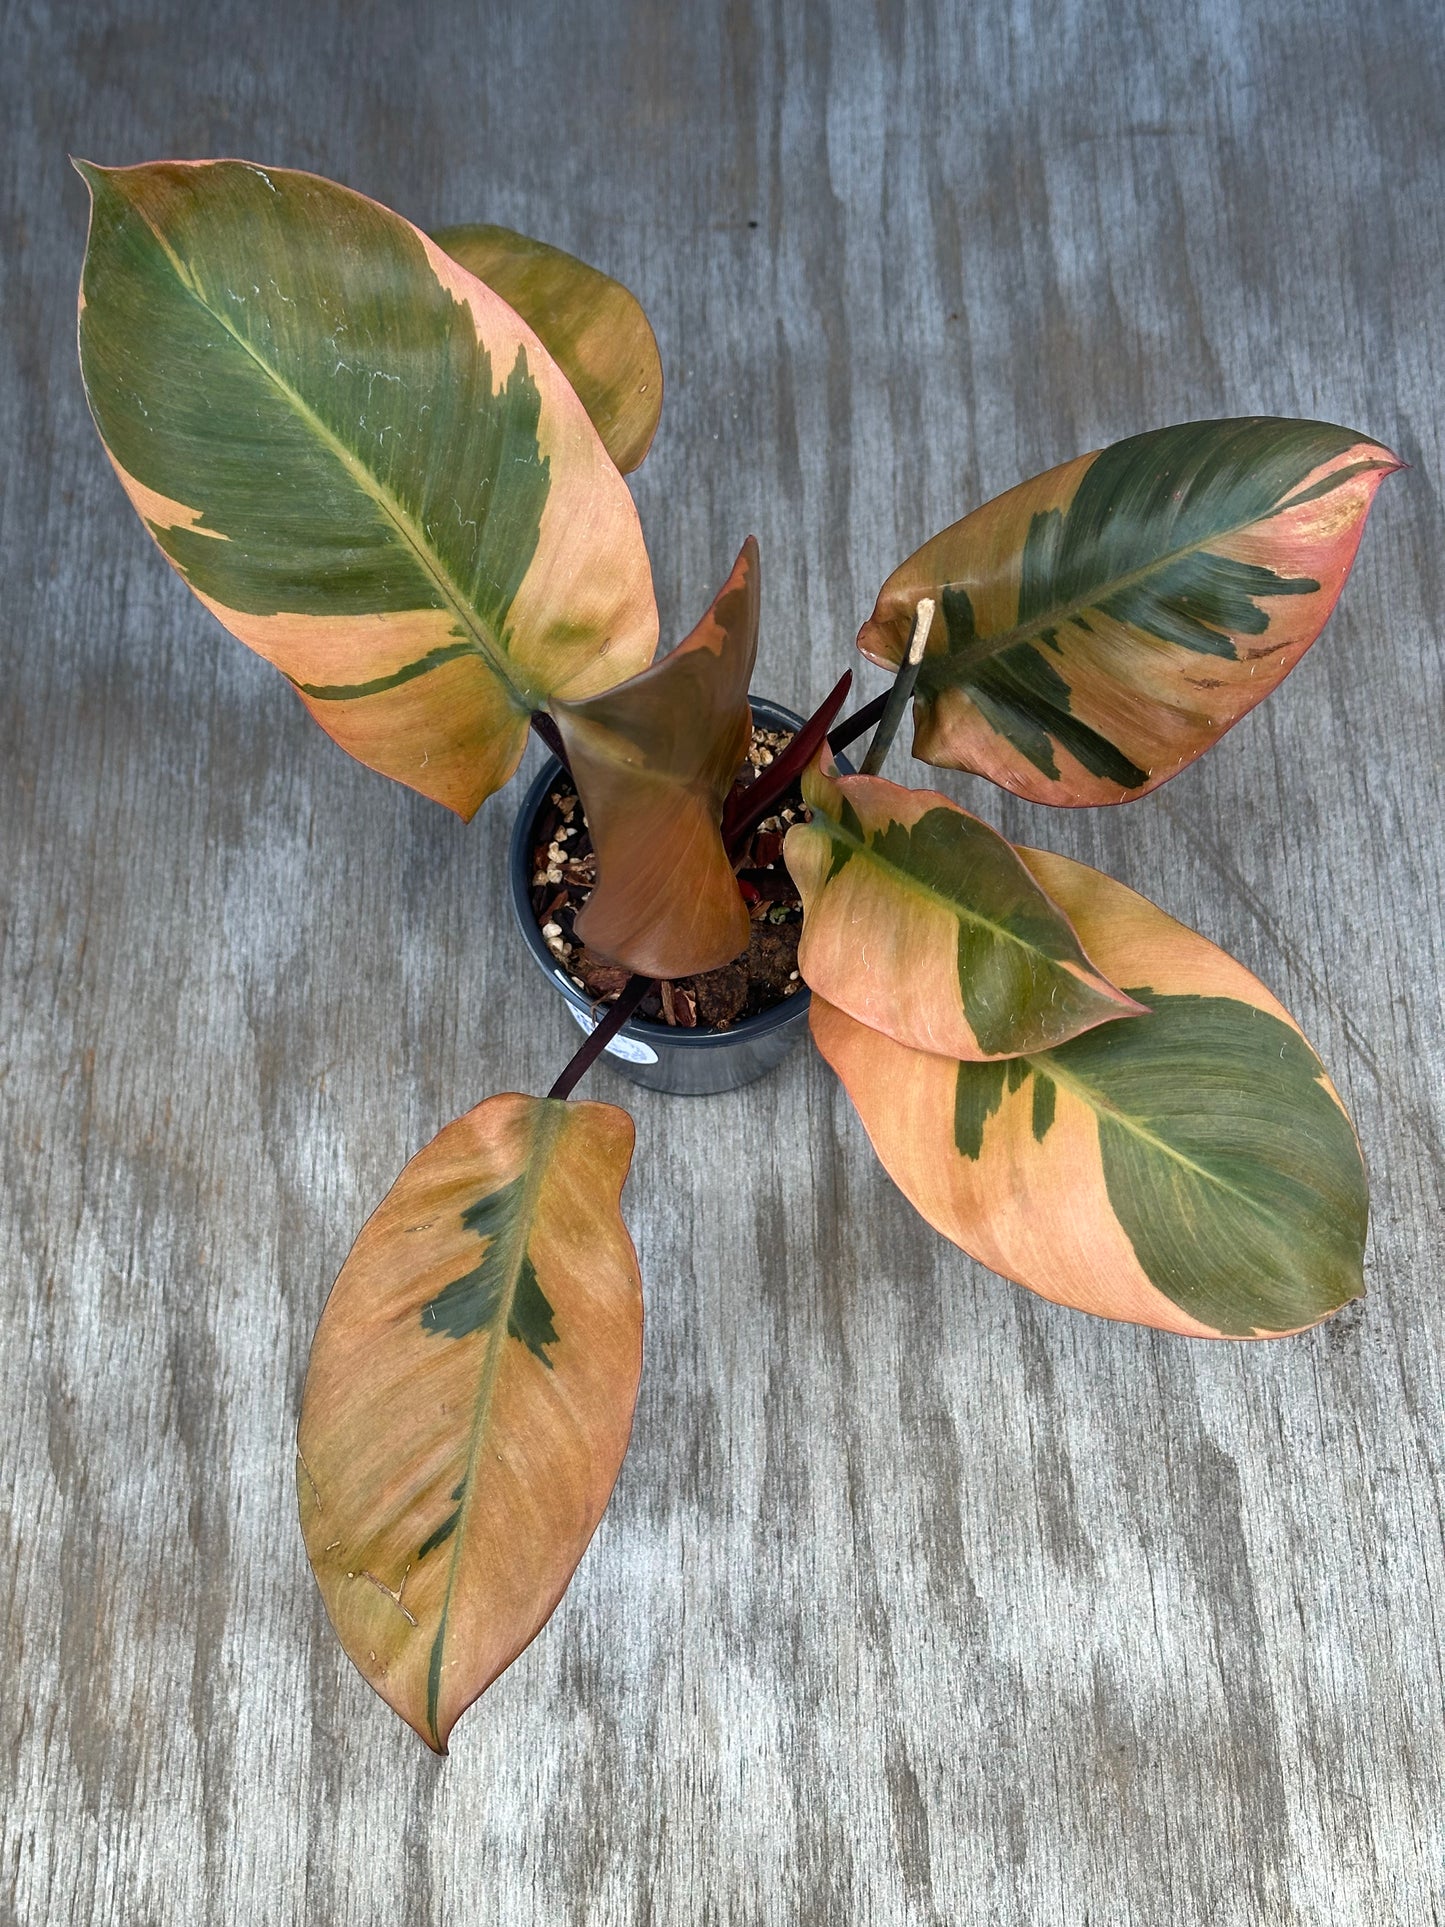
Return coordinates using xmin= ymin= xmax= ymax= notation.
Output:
xmin=551 ymin=538 xmax=759 ymax=978
xmin=434 ymin=223 xmax=662 ymax=473
xmin=297 ymin=1093 xmax=643 ymax=1752
xmin=812 ymin=851 xmax=1367 ymax=1338
xmin=77 ymin=160 xmax=658 ymax=819
xmin=785 ymin=757 xmax=1141 ymax=1058
xmin=859 ymin=418 xmax=1399 ymax=805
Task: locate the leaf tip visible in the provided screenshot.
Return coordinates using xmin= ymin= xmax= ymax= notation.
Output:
xmin=71 ymin=156 xmax=106 ymax=200
xmin=71 ymin=157 xmax=133 ymax=206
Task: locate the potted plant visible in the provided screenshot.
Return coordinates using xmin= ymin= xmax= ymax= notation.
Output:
xmin=75 ymin=157 xmax=1398 ymax=1754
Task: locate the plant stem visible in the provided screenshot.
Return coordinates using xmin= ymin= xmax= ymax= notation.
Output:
xmin=722 ymin=669 xmax=853 ymax=853
xmin=547 ymin=974 xmax=653 ymax=1101
xmin=530 ymin=710 xmax=570 ymax=772
xmin=858 ymin=598 xmax=934 ymax=777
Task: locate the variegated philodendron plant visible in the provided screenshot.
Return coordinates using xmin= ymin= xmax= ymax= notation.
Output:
xmin=76 ymin=158 xmax=1398 ymax=1752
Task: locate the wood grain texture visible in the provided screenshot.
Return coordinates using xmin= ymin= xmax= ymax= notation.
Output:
xmin=2 ymin=1 xmax=1442 ymax=1921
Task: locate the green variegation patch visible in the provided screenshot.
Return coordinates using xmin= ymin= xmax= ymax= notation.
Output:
xmin=420 ymin=1175 xmax=559 ymax=1364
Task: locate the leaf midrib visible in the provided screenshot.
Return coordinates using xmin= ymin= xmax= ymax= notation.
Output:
xmin=126 ymin=197 xmax=533 ymax=709
xmin=427 ymin=1100 xmax=564 ymax=1746
xmin=1037 ymin=1053 xmax=1268 ymax=1215
xmin=930 ymin=529 xmax=1239 ymax=682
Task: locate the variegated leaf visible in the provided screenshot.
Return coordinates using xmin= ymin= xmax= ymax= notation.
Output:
xmin=77 ymin=160 xmax=658 ymax=819
xmin=812 ymin=851 xmax=1367 ymax=1337
xmin=297 ymin=1093 xmax=642 ymax=1752
xmin=551 ymin=538 xmax=758 ymax=978
xmin=434 ymin=222 xmax=662 ymax=473
xmin=858 ymin=418 xmax=1399 ymax=805
xmin=785 ymin=757 xmax=1141 ymax=1058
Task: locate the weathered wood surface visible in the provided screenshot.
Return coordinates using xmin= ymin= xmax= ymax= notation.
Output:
xmin=3 ymin=1 xmax=1442 ymax=1919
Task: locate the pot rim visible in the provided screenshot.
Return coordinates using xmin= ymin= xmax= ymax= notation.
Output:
xmin=507 ymin=697 xmax=815 ymax=1051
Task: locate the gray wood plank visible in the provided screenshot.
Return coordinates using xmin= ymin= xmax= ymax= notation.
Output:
xmin=2 ymin=0 xmax=1442 ymax=1920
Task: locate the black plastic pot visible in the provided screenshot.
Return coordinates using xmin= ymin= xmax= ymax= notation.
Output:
xmin=509 ymin=698 xmax=817 ymax=1096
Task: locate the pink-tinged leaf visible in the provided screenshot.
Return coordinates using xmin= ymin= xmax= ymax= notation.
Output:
xmin=297 ymin=1093 xmax=642 ymax=1751
xmin=76 ymin=159 xmax=658 ymax=820
xmin=859 ymin=418 xmax=1400 ymax=805
xmin=786 ymin=758 xmax=1141 ymax=1058
xmin=812 ymin=850 xmax=1367 ymax=1338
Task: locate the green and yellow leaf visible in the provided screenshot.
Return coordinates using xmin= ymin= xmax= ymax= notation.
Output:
xmin=434 ymin=222 xmax=662 ymax=473
xmin=552 ymin=538 xmax=758 ymax=978
xmin=297 ymin=1093 xmax=642 ymax=1752
xmin=858 ymin=418 xmax=1399 ymax=805
xmin=76 ymin=159 xmax=658 ymax=819
xmin=811 ymin=851 xmax=1367 ymax=1337
xmin=785 ymin=758 xmax=1141 ymax=1058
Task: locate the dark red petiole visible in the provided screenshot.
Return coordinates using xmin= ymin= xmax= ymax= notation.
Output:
xmin=722 ymin=669 xmax=853 ymax=855
xmin=547 ymin=973 xmax=652 ymax=1101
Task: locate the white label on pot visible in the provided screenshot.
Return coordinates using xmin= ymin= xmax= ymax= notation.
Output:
xmin=564 ymin=996 xmax=660 ymax=1065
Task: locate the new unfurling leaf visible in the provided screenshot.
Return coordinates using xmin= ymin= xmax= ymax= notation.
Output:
xmin=812 ymin=852 xmax=1367 ymax=1338
xmin=297 ymin=1093 xmax=642 ymax=1752
xmin=552 ymin=538 xmax=759 ymax=979
xmin=76 ymin=161 xmax=658 ymax=819
xmin=859 ymin=418 xmax=1399 ymax=805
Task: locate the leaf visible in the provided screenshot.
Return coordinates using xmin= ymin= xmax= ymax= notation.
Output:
xmin=811 ymin=851 xmax=1367 ymax=1337
xmin=858 ymin=418 xmax=1400 ymax=805
xmin=76 ymin=159 xmax=658 ymax=820
xmin=785 ymin=758 xmax=1142 ymax=1058
xmin=551 ymin=538 xmax=759 ymax=978
xmin=297 ymin=1093 xmax=642 ymax=1751
xmin=433 ymin=222 xmax=662 ymax=473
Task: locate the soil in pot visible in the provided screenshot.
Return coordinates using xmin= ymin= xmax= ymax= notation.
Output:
xmin=527 ymin=723 xmax=809 ymax=1031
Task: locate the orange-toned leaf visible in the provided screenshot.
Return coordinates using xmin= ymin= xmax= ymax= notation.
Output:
xmin=434 ymin=222 xmax=662 ymax=473
xmin=297 ymin=1093 xmax=642 ymax=1751
xmin=812 ymin=851 xmax=1367 ymax=1338
xmin=786 ymin=757 xmax=1140 ymax=1058
xmin=859 ymin=418 xmax=1399 ymax=805
xmin=76 ymin=160 xmax=658 ymax=819
xmin=550 ymin=538 xmax=759 ymax=978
